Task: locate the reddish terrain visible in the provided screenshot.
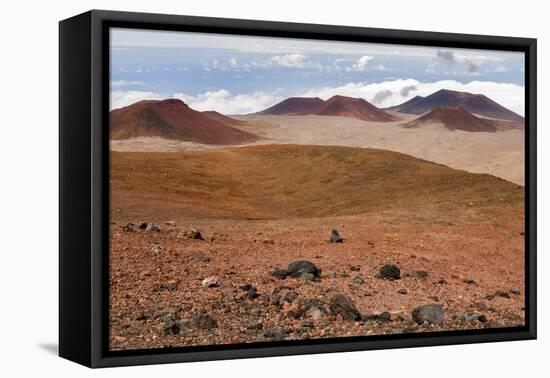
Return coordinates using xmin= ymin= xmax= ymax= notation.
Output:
xmin=109 ymin=145 xmax=525 ymax=350
xmin=110 ymin=99 xmax=258 ymax=145
xmin=258 ymin=97 xmax=325 ymax=115
xmin=202 ymin=110 xmax=246 ymax=126
xmin=387 ymin=89 xmax=524 ymax=122
xmin=257 ymin=95 xmax=396 ymax=122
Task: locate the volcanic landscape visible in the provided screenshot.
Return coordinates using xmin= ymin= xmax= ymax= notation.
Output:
xmin=109 ymin=89 xmax=525 ymax=351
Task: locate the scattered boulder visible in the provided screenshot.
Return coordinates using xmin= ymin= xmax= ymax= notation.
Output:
xmin=179 ymin=228 xmax=204 ymax=240
xmin=379 ymin=264 xmax=401 ymax=280
xmin=163 ymin=313 xmax=179 ymax=335
xmin=121 ymin=223 xmax=135 ymax=232
xmin=362 ymin=311 xmax=391 ymax=323
xmin=150 ymin=244 xmax=164 ymax=254
xmin=189 ymin=251 xmax=211 ymax=262
xmin=201 ymin=276 xmax=220 ymax=288
xmin=138 ymin=222 xmax=148 ymax=229
xmin=330 ymin=293 xmax=361 ymax=321
xmin=330 ymin=229 xmax=343 ymax=243
xmin=262 ymin=328 xmax=285 ymax=340
xmin=486 ymin=290 xmax=511 ymax=300
xmin=240 ymin=284 xmax=260 ymax=300
xmin=302 ymin=299 xmax=329 ymax=320
xmin=145 ymin=223 xmax=160 ymax=233
xmin=287 ymin=260 xmax=321 ymax=278
xmin=271 ymin=268 xmax=288 ymax=280
xmin=412 ymin=304 xmax=444 ymax=325
xmin=353 ymin=276 xmax=365 ymax=285
xmin=456 ymin=312 xmax=487 ymax=323
xmin=191 ymin=313 xmax=217 ymax=330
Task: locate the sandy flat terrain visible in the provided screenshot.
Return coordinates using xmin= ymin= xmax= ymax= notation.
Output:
xmin=110 ymin=114 xmax=524 ymax=185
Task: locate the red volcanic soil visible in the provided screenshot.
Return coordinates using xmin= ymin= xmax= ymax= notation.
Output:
xmin=405 ymin=106 xmax=498 ymax=132
xmin=258 ymin=97 xmax=325 ymax=115
xmin=110 ymin=99 xmax=258 ymax=145
xmin=389 ymin=89 xmax=523 ymax=122
xmin=315 ymin=95 xmax=397 ymax=122
xmin=202 ymin=111 xmax=246 ymax=126
xmin=258 ymin=95 xmax=396 ymax=122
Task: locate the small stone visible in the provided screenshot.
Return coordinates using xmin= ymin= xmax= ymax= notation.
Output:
xmin=263 ymin=328 xmax=285 ymax=340
xmin=163 ymin=313 xmax=179 ymax=335
xmin=303 ymin=299 xmax=329 ymax=320
xmin=362 ymin=311 xmax=391 ymax=323
xmin=326 ymin=272 xmax=337 ymax=279
xmin=121 ymin=223 xmax=135 ymax=232
xmin=379 ymin=264 xmax=401 ymax=280
xmin=300 ymin=272 xmax=316 ymax=282
xmin=349 ymin=265 xmax=361 ymax=272
xmin=145 ymin=223 xmax=160 ymax=232
xmin=189 ymin=251 xmax=210 ymax=262
xmin=398 ymin=288 xmax=408 ymax=295
xmin=353 ymin=276 xmax=365 ymax=285
xmin=165 ymin=220 xmax=176 ymax=226
xmin=150 ymin=244 xmax=164 ymax=254
xmin=271 ymin=268 xmax=288 ymax=280
xmin=330 ymin=293 xmax=361 ymax=321
xmin=330 ymin=229 xmax=344 ymax=243
xmin=246 ymin=286 xmax=260 ymax=300
xmin=191 ymin=313 xmax=217 ymax=329
xmin=409 ymin=270 xmax=429 ymax=279
xmin=201 ymin=276 xmax=220 ymax=288
xmin=457 ymin=312 xmax=487 ymax=323
xmin=287 ymin=260 xmax=320 ymax=278
xmin=412 ymin=304 xmax=444 ymax=325
xmin=282 ymin=290 xmax=298 ymax=304
xmin=137 ymin=222 xmax=148 ymax=229
xmin=179 ymin=228 xmax=204 ymax=240
xmin=510 ymin=288 xmax=521 ymax=295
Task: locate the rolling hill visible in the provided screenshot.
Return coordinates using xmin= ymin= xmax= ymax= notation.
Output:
xmin=110 ymin=99 xmax=258 ymax=145
xmin=257 ymin=95 xmax=396 ymax=122
xmin=405 ymin=106 xmax=498 ymax=132
xmin=387 ymin=89 xmax=523 ymax=122
xmin=111 ymin=144 xmax=523 ymax=219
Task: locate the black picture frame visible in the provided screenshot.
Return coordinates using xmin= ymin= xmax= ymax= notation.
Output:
xmin=59 ymin=9 xmax=537 ymax=368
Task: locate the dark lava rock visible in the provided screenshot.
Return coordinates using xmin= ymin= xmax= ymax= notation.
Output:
xmin=163 ymin=313 xmax=180 ymax=335
xmin=287 ymin=260 xmax=320 ymax=278
xmin=329 ymin=294 xmax=361 ymax=321
xmin=456 ymin=312 xmax=487 ymax=323
xmin=486 ymin=290 xmax=511 ymax=300
xmin=379 ymin=264 xmax=401 ymax=280
xmin=181 ymin=229 xmax=204 ymax=240
xmin=362 ymin=311 xmax=391 ymax=323
xmin=271 ymin=268 xmax=288 ymax=280
xmin=330 ymin=229 xmax=344 ymax=243
xmin=121 ymin=223 xmax=135 ymax=232
xmin=138 ymin=222 xmax=148 ymax=229
xmin=302 ymin=299 xmax=329 ymax=320
xmin=263 ymin=328 xmax=285 ymax=340
xmin=189 ymin=251 xmax=210 ymax=262
xmin=246 ymin=286 xmax=260 ymax=300
xmin=145 ymin=223 xmax=160 ymax=232
xmin=412 ymin=304 xmax=444 ymax=325
xmin=191 ymin=313 xmax=217 ymax=330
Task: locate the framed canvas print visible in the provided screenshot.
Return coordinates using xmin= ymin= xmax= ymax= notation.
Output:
xmin=59 ymin=10 xmax=536 ymax=368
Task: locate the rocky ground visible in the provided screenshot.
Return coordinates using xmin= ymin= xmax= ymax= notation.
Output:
xmin=109 ymin=211 xmax=525 ymax=351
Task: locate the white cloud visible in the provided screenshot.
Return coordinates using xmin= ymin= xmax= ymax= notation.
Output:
xmin=174 ymin=89 xmax=283 ymax=115
xmin=300 ymin=79 xmax=524 ymax=115
xmin=268 ymin=53 xmax=308 ymax=67
xmin=111 ymin=79 xmax=524 ymax=116
xmin=111 ymin=90 xmax=163 ymax=110
xmin=351 ymin=55 xmax=373 ymax=71
xmin=229 ymin=57 xmax=238 ymax=67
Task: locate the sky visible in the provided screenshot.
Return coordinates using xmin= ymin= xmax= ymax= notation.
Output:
xmin=110 ymin=28 xmax=525 ymax=115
